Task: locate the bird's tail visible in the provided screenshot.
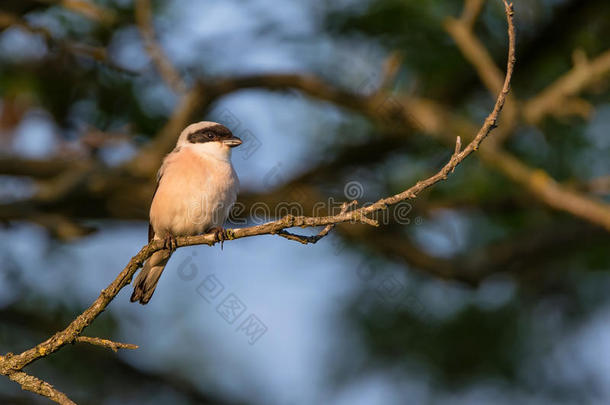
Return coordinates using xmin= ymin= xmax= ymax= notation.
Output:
xmin=130 ymin=250 xmax=170 ymax=304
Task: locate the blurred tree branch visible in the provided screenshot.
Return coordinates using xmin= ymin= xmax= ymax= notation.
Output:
xmin=53 ymin=0 xmax=116 ymax=24
xmin=126 ymin=88 xmax=205 ymax=177
xmin=444 ymin=1 xmax=518 ymax=141
xmin=193 ymin=70 xmax=610 ymax=230
xmin=0 ymin=156 xmax=79 ymax=178
xmin=523 ymin=48 xmax=610 ymax=124
xmin=339 ymin=220 xmax=609 ymax=285
xmin=0 ymin=0 xmax=115 ymax=23
xmin=135 ymin=0 xmax=187 ymax=94
xmin=2 ymin=62 xmax=610 ymax=233
xmin=0 ymin=11 xmax=135 ymax=75
xmin=460 ymin=0 xmax=486 ymax=30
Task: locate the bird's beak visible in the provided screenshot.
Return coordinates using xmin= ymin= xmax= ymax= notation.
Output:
xmin=222 ymin=136 xmax=242 ymax=148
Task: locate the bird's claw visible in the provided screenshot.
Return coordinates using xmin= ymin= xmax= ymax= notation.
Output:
xmin=208 ymin=227 xmax=228 ymax=250
xmin=163 ymin=234 xmax=178 ymax=252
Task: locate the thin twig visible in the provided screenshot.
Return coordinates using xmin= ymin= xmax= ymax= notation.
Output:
xmin=444 ymin=0 xmax=518 ymax=141
xmin=74 ymin=336 xmax=138 ymax=352
xmin=275 ymin=201 xmax=359 ymax=244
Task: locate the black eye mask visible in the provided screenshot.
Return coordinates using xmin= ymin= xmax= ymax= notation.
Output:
xmin=187 ymin=124 xmax=233 ymax=143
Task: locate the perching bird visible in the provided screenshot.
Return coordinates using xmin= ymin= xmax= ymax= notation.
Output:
xmin=130 ymin=121 xmax=241 ymax=304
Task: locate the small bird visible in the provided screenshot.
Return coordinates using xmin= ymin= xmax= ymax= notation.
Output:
xmin=130 ymin=121 xmax=242 ymax=304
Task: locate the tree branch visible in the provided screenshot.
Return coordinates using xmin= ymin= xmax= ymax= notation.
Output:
xmin=0 ymin=156 xmax=79 ymax=179
xmin=135 ymin=0 xmax=187 ymax=94
xmin=195 ymin=66 xmax=610 ymax=231
xmin=0 ymin=12 xmax=135 ymax=75
xmin=523 ymin=48 xmax=610 ymax=124
xmin=397 ymin=94 xmax=610 ymax=232
xmin=74 ymin=336 xmax=138 ymax=352
xmin=55 ymin=0 xmax=116 ymax=24
xmin=444 ymin=0 xmax=518 ymax=141
xmin=461 ymin=0 xmax=486 ymax=30
xmin=24 ymin=0 xmax=117 ymax=24
xmin=276 ymin=201 xmax=359 ymax=244
xmin=6 ymin=370 xmax=76 ymax=405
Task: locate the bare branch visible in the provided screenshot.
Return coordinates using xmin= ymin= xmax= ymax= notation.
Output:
xmin=5 ymin=370 xmax=76 ymax=405
xmin=276 ymin=201 xmax=359 ymax=244
xmin=444 ymin=0 xmax=518 ymax=141
xmin=444 ymin=16 xmax=505 ymax=96
xmin=74 ymin=336 xmax=138 ymax=352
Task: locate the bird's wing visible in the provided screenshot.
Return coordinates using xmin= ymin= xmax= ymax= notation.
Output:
xmin=148 ymin=181 xmax=159 ymax=243
xmin=148 ymin=161 xmax=166 ymax=243
xmin=148 ymin=222 xmax=154 ymax=243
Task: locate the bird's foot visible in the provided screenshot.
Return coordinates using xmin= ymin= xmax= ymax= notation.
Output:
xmin=207 ymin=227 xmax=228 ymax=250
xmin=163 ymin=234 xmax=178 ymax=252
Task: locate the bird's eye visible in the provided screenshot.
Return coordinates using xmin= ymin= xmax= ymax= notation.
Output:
xmin=206 ymin=132 xmax=214 ymax=140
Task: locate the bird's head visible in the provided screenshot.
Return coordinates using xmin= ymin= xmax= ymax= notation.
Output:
xmin=177 ymin=121 xmax=242 ymax=161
